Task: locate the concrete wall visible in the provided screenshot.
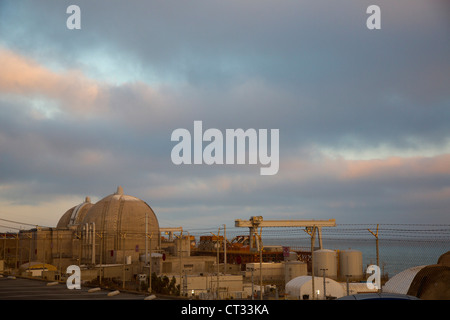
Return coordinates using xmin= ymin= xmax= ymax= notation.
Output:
xmin=245 ymin=261 xmax=307 ymax=284
xmin=172 ymin=274 xmax=244 ymax=299
xmin=162 ymin=256 xmax=216 ymax=275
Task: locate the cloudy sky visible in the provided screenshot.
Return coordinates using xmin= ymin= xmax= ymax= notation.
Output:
xmin=0 ymin=0 xmax=449 ymax=232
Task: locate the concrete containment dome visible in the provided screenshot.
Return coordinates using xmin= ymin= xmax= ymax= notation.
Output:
xmin=81 ymin=186 xmax=160 ymax=264
xmin=57 ymin=196 xmax=93 ymax=228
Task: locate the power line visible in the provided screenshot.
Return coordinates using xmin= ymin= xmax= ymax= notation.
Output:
xmin=0 ymin=224 xmax=23 ymax=231
xmin=0 ymin=217 xmax=51 ymax=228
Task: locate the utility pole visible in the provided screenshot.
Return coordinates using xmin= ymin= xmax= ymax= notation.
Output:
xmin=217 ymin=228 xmax=220 ymax=300
xmin=214 ymin=228 xmax=220 ymax=300
xmin=42 ymin=233 xmax=46 ymax=279
xmin=223 ymin=224 xmax=227 ymax=275
xmin=77 ymin=232 xmax=81 ymax=267
xmin=321 ymin=268 xmax=328 ymax=299
xmin=304 ymin=226 xmax=319 ymax=300
xmin=27 ymin=233 xmax=32 ymax=271
xmin=309 ymin=226 xmax=316 ymax=300
xmin=258 ymin=228 xmax=263 ymax=300
xmin=58 ymin=233 xmax=62 ymax=279
xmin=15 ymin=234 xmax=19 ymax=271
xmin=91 ymin=223 xmax=95 ymax=265
xmin=179 ymin=230 xmax=183 ymax=297
xmin=3 ymin=233 xmax=6 ymax=263
xmin=145 ymin=211 xmax=148 ymax=273
xmin=148 ymin=232 xmax=153 ymax=293
xmin=345 ymin=274 xmax=352 ymax=296
xmin=368 ymin=224 xmax=380 ymax=268
xmin=97 ymin=231 xmax=103 ymax=284
xmin=121 ymin=232 xmax=126 ymax=289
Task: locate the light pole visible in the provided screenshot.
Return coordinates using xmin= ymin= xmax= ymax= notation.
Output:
xmin=148 ymin=232 xmax=152 ymax=293
xmin=320 ymin=268 xmax=328 ymax=299
xmin=121 ymin=232 xmax=126 ymax=289
xmin=345 ymin=274 xmax=352 ymax=296
xmin=306 ymin=226 xmax=317 ymax=300
xmin=223 ymin=224 xmax=227 ymax=275
xmin=368 ymin=224 xmax=380 ymax=268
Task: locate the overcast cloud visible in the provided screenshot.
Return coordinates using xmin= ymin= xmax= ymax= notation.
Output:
xmin=0 ymin=0 xmax=449 ymax=231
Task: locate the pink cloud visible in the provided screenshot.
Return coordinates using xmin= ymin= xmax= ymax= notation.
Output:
xmin=342 ymin=154 xmax=450 ymax=180
xmin=0 ymin=48 xmax=105 ymax=116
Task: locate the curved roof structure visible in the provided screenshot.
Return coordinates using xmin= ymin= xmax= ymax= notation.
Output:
xmin=285 ymin=276 xmax=345 ymax=300
xmin=79 ymin=186 xmax=160 ymax=264
xmin=80 ymin=186 xmax=159 ymax=238
xmin=20 ymin=262 xmax=57 ymax=271
xmin=56 ymin=196 xmax=93 ymax=228
xmin=383 ymin=265 xmax=426 ymax=294
xmin=54 ymin=187 xmax=160 ymax=264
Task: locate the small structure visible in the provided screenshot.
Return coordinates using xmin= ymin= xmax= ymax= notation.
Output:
xmin=20 ymin=262 xmax=57 ymax=277
xmin=173 ymin=273 xmax=244 ymax=300
xmin=244 ymin=261 xmax=307 ymax=284
xmin=285 ymin=275 xmax=345 ymax=300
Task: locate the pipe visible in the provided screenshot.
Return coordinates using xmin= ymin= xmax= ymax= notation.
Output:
xmin=91 ymin=223 xmax=95 ymax=265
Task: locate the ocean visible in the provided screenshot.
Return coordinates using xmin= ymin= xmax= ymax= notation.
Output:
xmin=252 ymin=225 xmax=450 ymax=278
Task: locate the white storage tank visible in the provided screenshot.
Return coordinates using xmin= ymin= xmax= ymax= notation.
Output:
xmin=313 ymin=249 xmax=338 ymax=280
xmin=339 ymin=249 xmax=363 ymax=281
xmin=284 ymin=261 xmax=307 ymax=283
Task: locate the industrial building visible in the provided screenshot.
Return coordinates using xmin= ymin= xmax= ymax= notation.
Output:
xmin=2 ymin=187 xmax=448 ymax=300
xmin=0 ymin=186 xmax=249 ymax=298
xmin=0 ymin=187 xmax=160 ymax=276
xmin=0 ymin=192 xmax=375 ymax=300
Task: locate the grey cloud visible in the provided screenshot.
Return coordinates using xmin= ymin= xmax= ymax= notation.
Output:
xmin=0 ymin=0 xmax=449 ymax=228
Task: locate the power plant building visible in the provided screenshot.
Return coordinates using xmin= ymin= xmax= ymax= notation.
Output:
xmin=1 ymin=186 xmax=246 ymax=298
xmin=8 ymin=187 xmax=158 ymax=273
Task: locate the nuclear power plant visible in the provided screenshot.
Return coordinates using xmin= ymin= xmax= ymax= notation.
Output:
xmin=1 ymin=186 xmax=449 ymax=300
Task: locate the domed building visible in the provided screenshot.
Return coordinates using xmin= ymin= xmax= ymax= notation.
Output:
xmin=78 ymin=186 xmax=159 ymax=265
xmin=17 ymin=186 xmax=160 ymax=277
xmin=56 ymin=196 xmax=93 ymax=229
xmin=14 ymin=187 xmax=216 ymax=288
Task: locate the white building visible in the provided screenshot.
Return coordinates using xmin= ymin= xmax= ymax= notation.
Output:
xmin=285 ymin=276 xmax=345 ymax=300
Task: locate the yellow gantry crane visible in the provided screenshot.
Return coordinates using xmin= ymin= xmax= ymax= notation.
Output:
xmin=235 ymin=216 xmax=336 ymax=250
xmin=235 ymin=216 xmax=336 ymax=300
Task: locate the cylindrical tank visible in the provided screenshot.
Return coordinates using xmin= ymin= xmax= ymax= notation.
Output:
xmin=339 ymin=249 xmax=363 ymax=281
xmin=313 ymin=249 xmax=338 ymax=279
xmin=174 ymin=237 xmax=191 ymax=257
xmin=284 ymin=261 xmax=307 ymax=283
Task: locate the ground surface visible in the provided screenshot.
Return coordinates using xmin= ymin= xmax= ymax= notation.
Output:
xmin=0 ymin=276 xmax=151 ymax=300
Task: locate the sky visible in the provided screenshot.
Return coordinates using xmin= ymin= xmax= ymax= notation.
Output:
xmin=0 ymin=0 xmax=449 ymax=233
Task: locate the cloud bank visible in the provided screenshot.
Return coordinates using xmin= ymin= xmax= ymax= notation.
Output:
xmin=0 ymin=0 xmax=449 ymax=231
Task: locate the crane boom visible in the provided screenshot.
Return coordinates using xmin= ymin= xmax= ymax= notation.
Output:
xmin=234 ymin=216 xmax=336 ymax=251
xmin=235 ymin=217 xmax=336 ymax=228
